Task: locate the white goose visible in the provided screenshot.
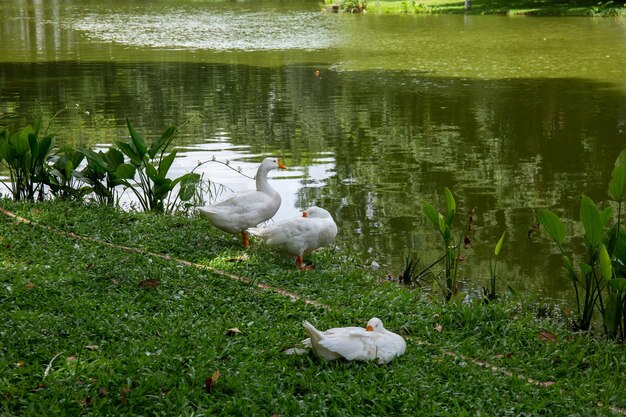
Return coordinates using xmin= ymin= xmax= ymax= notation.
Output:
xmin=302 ymin=317 xmax=406 ymax=364
xmin=197 ymin=157 xmax=285 ymax=247
xmin=249 ymin=206 xmax=338 ymax=270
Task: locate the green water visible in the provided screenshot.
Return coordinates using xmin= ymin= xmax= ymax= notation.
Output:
xmin=2 ymin=0 xmax=626 ymax=302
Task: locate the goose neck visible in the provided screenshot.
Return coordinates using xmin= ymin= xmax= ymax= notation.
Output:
xmin=256 ymin=166 xmax=274 ymax=193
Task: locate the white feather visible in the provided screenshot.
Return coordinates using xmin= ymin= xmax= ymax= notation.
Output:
xmin=302 ymin=318 xmax=406 ymax=364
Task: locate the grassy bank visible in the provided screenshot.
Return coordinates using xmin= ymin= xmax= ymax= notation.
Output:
xmin=1 ymin=199 xmax=625 ymax=416
xmin=329 ymin=0 xmax=626 ymax=16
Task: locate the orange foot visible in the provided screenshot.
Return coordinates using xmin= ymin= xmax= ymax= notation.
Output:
xmin=241 ymin=231 xmax=250 ymax=248
xmin=296 ymin=256 xmax=314 ymax=271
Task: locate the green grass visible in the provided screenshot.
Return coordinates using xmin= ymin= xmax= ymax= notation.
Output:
xmin=335 ymin=0 xmax=626 ymax=16
xmin=1 ymin=199 xmax=626 ymax=416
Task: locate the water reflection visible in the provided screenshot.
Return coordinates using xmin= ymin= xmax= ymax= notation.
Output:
xmin=3 ymin=60 xmax=625 ymax=305
xmin=2 ymin=0 xmax=626 ymax=304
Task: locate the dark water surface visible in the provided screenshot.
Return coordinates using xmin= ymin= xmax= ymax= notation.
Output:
xmin=2 ymin=0 xmax=626 ymax=303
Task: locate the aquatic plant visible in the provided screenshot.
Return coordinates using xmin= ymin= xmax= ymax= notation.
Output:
xmin=539 ymin=148 xmax=626 ymax=338
xmin=483 ymin=231 xmax=506 ymax=303
xmin=46 ymin=146 xmax=89 ymax=201
xmin=75 ymin=146 xmax=136 ymax=206
xmin=399 ymin=254 xmax=421 ymax=286
xmin=0 ymin=116 xmax=55 ymax=202
xmin=422 ymin=187 xmax=468 ymax=301
xmin=111 ymin=119 xmax=201 ymax=213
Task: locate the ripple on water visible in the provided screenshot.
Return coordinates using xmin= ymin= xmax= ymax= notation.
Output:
xmin=71 ymin=10 xmax=339 ymax=51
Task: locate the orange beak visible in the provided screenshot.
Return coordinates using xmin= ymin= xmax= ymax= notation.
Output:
xmin=366 ymin=325 xmax=374 ymax=332
xmin=278 ymin=159 xmax=286 ymax=169
xmin=302 ymin=211 xmax=308 ymax=218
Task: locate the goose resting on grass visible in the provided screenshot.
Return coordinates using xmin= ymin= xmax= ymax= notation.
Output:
xmin=302 ymin=317 xmax=406 ymax=364
xmin=249 ymin=206 xmax=338 ymax=270
xmin=197 ymin=157 xmax=285 ymax=247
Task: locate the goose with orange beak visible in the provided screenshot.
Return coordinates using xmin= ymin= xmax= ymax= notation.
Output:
xmin=302 ymin=317 xmax=406 ymax=364
xmin=249 ymin=206 xmax=337 ymax=270
xmin=197 ymin=157 xmax=286 ymax=248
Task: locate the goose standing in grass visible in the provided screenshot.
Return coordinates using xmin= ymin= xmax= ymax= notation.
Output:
xmin=249 ymin=206 xmax=338 ymax=270
xmin=197 ymin=157 xmax=285 ymax=248
xmin=302 ymin=317 xmax=406 ymax=364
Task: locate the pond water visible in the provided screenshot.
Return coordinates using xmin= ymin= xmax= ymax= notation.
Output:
xmin=2 ymin=0 xmax=626 ymax=303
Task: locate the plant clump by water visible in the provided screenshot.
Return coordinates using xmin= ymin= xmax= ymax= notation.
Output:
xmin=539 ymin=149 xmax=626 ymax=339
xmin=0 ymin=114 xmax=203 ymax=214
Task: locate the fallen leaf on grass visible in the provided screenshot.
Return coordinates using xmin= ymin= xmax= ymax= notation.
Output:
xmin=98 ymin=387 xmax=108 ymax=398
xmin=226 ymin=328 xmax=242 ymax=336
xmin=112 ymin=279 xmax=120 ymax=285
xmin=15 ymin=361 xmax=24 ymax=367
xmin=79 ymin=396 xmax=92 ymax=407
xmin=538 ymin=331 xmax=557 ymax=342
xmin=538 ymin=380 xmax=556 ymax=387
xmin=31 ymin=383 xmax=46 ymax=393
xmin=25 ymin=282 xmax=35 ymax=290
xmin=138 ymin=279 xmax=160 ymax=289
xmin=66 ymin=356 xmax=78 ymax=362
xmin=86 ymin=263 xmax=95 ymax=270
xmin=205 ymin=370 xmax=220 ymax=393
xmin=85 ymin=345 xmax=99 ymax=351
xmin=435 ymin=324 xmax=443 ymax=333
xmin=121 ymin=387 xmax=128 ymax=405
xmin=495 ymin=352 xmax=514 ymax=359
xmin=121 ymin=382 xmax=137 ymax=405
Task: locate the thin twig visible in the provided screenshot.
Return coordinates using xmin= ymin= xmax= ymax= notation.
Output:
xmin=43 ymin=352 xmax=64 ymax=378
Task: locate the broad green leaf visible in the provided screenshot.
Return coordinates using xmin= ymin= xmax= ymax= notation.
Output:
xmin=28 ymin=133 xmax=39 ymax=160
xmin=600 ymin=206 xmax=614 ymax=227
xmin=177 ymin=173 xmax=201 ymax=201
xmin=64 ymin=160 xmax=74 ymax=181
xmin=599 ymin=244 xmax=613 ymax=279
xmin=615 ymin=148 xmax=626 ymax=167
xmin=115 ymin=163 xmax=136 ymax=180
xmin=444 ymin=187 xmax=456 ymax=226
xmin=126 ymin=118 xmax=147 ymax=157
xmin=422 ymin=201 xmax=439 ymax=228
xmin=13 ymin=128 xmax=31 ymax=156
xmin=148 ymin=125 xmax=177 ymax=159
xmin=608 ymin=163 xmax=626 ymax=202
xmin=158 ymin=150 xmax=177 ymax=177
xmin=438 ymin=213 xmax=447 ymax=236
xmin=603 ymin=293 xmax=622 ymax=333
xmin=39 ymin=135 xmax=54 ymax=159
xmin=77 ymin=147 xmax=108 ymax=174
xmin=146 ymin=163 xmax=159 ymax=181
xmin=115 ymin=141 xmax=142 ymax=166
xmin=613 ymin=233 xmax=626 ymax=266
xmin=494 ymin=231 xmax=506 ymax=256
xmin=579 ymin=262 xmax=593 ymax=276
xmin=538 ymin=209 xmax=566 ymax=245
xmin=580 ymin=195 xmax=603 ymax=248
xmin=105 ymin=147 xmax=125 ymax=169
xmin=154 ymin=179 xmax=173 ymax=200
xmin=48 ymin=168 xmax=62 ymax=181
xmin=608 ymin=278 xmax=626 ymax=292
